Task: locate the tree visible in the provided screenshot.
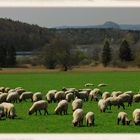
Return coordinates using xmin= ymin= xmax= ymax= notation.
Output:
xmin=101 ymin=40 xmax=112 ymax=67
xmin=0 ymin=45 xmax=6 ymax=67
xmin=119 ymin=40 xmax=132 ymax=61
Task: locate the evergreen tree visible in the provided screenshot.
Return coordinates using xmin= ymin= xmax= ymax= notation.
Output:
xmin=0 ymin=45 xmax=6 ymax=67
xmin=119 ymin=40 xmax=132 ymax=61
xmin=101 ymin=40 xmax=112 ymax=67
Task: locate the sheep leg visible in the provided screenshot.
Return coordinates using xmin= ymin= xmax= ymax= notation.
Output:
xmin=122 ymin=118 xmax=125 ymax=125
xmin=35 ymin=111 xmax=37 ymax=115
xmin=39 ymin=110 xmax=42 ymax=115
xmin=92 ymin=119 xmax=94 ymax=126
xmin=117 ymin=118 xmax=120 ymax=125
xmin=87 ymin=121 xmax=88 ymax=126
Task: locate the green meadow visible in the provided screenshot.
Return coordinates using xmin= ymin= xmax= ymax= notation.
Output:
xmin=0 ymin=72 xmax=140 ymax=133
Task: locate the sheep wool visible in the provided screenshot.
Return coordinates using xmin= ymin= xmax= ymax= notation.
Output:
xmin=117 ymin=112 xmax=130 ymax=125
xmin=72 ymin=98 xmax=83 ymax=112
xmin=133 ymin=109 xmax=140 ymax=125
xmin=85 ymin=112 xmax=94 ymax=126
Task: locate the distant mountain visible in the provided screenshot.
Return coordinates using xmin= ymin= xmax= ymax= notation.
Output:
xmin=53 ymin=21 xmax=140 ymax=31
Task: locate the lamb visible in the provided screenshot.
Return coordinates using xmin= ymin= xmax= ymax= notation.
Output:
xmin=6 ymin=91 xmax=19 ymax=103
xmin=117 ymin=112 xmax=131 ymax=125
xmin=54 ymin=100 xmax=68 ymax=115
xmin=72 ymin=98 xmax=83 ymax=112
xmin=19 ymin=92 xmax=33 ymax=102
xmin=102 ymin=92 xmax=110 ymax=100
xmin=72 ymin=108 xmax=84 ymax=127
xmin=32 ymin=92 xmax=43 ymax=102
xmin=28 ymin=100 xmax=48 ymax=115
xmin=1 ymin=102 xmax=16 ymax=119
xmin=46 ymin=90 xmax=57 ymax=103
xmin=85 ymin=112 xmax=94 ymax=126
xmin=89 ymin=88 xmax=102 ymax=101
xmin=98 ymin=99 xmax=107 ymax=112
xmin=66 ymin=92 xmax=74 ymax=102
xmin=133 ymin=109 xmax=140 ymax=125
xmin=133 ymin=94 xmax=140 ymax=102
xmin=0 ymin=93 xmax=8 ymax=103
xmin=54 ymin=91 xmax=65 ymax=102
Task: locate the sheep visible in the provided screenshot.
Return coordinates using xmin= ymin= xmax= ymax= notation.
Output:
xmin=89 ymin=88 xmax=102 ymax=101
xmin=102 ymin=92 xmax=110 ymax=100
xmin=66 ymin=92 xmax=74 ymax=102
xmin=85 ymin=112 xmax=94 ymax=127
xmin=4 ymin=87 xmax=10 ymax=93
xmin=62 ymin=87 xmax=76 ymax=92
xmin=117 ymin=112 xmax=131 ymax=125
xmin=133 ymin=94 xmax=140 ymax=102
xmin=32 ymin=92 xmax=43 ymax=102
xmin=54 ymin=100 xmax=68 ymax=115
xmin=111 ymin=91 xmax=122 ymax=98
xmin=133 ymin=109 xmax=140 ymax=125
xmin=98 ymin=99 xmax=108 ymax=112
xmin=1 ymin=102 xmax=16 ymax=119
xmin=54 ymin=91 xmax=65 ymax=102
xmin=16 ymin=88 xmax=26 ymax=96
xmin=84 ymin=83 xmax=94 ymax=87
xmin=8 ymin=89 xmax=16 ymax=93
xmin=0 ymin=104 xmax=5 ymax=119
xmin=6 ymin=91 xmax=19 ymax=103
xmin=46 ymin=90 xmax=57 ymax=103
xmin=75 ymin=90 xmax=89 ymax=101
xmin=0 ymin=93 xmax=8 ymax=103
xmin=98 ymin=83 xmax=108 ymax=87
xmin=0 ymin=87 xmax=5 ymax=93
xmin=72 ymin=108 xmax=84 ymax=127
xmin=72 ymin=98 xmax=83 ymax=112
xmin=19 ymin=92 xmax=33 ymax=102
xmin=28 ymin=100 xmax=48 ymax=115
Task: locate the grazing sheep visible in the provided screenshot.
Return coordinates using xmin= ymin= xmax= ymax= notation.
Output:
xmin=75 ymin=90 xmax=89 ymax=101
xmin=32 ymin=92 xmax=43 ymax=102
xmin=133 ymin=109 xmax=140 ymax=125
xmin=111 ymin=91 xmax=122 ymax=98
xmin=19 ymin=92 xmax=33 ymax=102
xmin=46 ymin=90 xmax=57 ymax=103
xmin=0 ymin=104 xmax=5 ymax=119
xmin=89 ymin=88 xmax=102 ymax=101
xmin=102 ymin=92 xmax=110 ymax=100
xmin=28 ymin=100 xmax=48 ymax=115
xmin=4 ymin=87 xmax=10 ymax=93
xmin=0 ymin=93 xmax=8 ymax=103
xmin=54 ymin=100 xmax=68 ymax=115
xmin=84 ymin=83 xmax=94 ymax=87
xmin=98 ymin=83 xmax=107 ymax=87
xmin=117 ymin=112 xmax=131 ymax=125
xmin=16 ymin=88 xmax=26 ymax=96
xmin=8 ymin=89 xmax=16 ymax=93
xmin=72 ymin=98 xmax=83 ymax=112
xmin=98 ymin=99 xmax=107 ymax=112
xmin=133 ymin=94 xmax=140 ymax=102
xmin=54 ymin=91 xmax=65 ymax=102
xmin=66 ymin=92 xmax=74 ymax=102
xmin=62 ymin=87 xmax=76 ymax=92
xmin=72 ymin=108 xmax=84 ymax=127
xmin=85 ymin=112 xmax=94 ymax=126
xmin=0 ymin=87 xmax=5 ymax=93
xmin=1 ymin=102 xmax=16 ymax=119
xmin=6 ymin=92 xmax=19 ymax=103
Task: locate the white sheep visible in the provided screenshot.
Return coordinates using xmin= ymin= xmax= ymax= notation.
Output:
xmin=85 ymin=112 xmax=94 ymax=127
xmin=54 ymin=100 xmax=68 ymax=115
xmin=32 ymin=92 xmax=43 ymax=102
xmin=66 ymin=92 xmax=74 ymax=102
xmin=111 ymin=91 xmax=122 ymax=98
xmin=0 ymin=93 xmax=8 ymax=103
xmin=6 ymin=91 xmax=19 ymax=103
xmin=89 ymin=88 xmax=102 ymax=101
xmin=72 ymin=108 xmax=84 ymax=127
xmin=98 ymin=83 xmax=108 ymax=87
xmin=4 ymin=87 xmax=10 ymax=93
xmin=1 ymin=102 xmax=16 ymax=119
xmin=102 ymin=92 xmax=110 ymax=100
xmin=46 ymin=90 xmax=57 ymax=103
xmin=28 ymin=100 xmax=48 ymax=115
xmin=54 ymin=91 xmax=65 ymax=102
xmin=0 ymin=87 xmax=5 ymax=93
xmin=133 ymin=109 xmax=140 ymax=125
xmin=19 ymin=92 xmax=33 ymax=102
xmin=72 ymin=98 xmax=83 ymax=112
xmin=133 ymin=94 xmax=140 ymax=102
xmin=117 ymin=112 xmax=131 ymax=125
xmin=98 ymin=99 xmax=107 ymax=112
xmin=84 ymin=83 xmax=94 ymax=87
xmin=75 ymin=90 xmax=89 ymax=101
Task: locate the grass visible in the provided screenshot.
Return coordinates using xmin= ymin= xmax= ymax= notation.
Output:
xmin=0 ymin=71 xmax=140 ymax=133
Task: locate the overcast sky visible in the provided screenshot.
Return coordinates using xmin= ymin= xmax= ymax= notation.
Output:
xmin=0 ymin=8 xmax=139 ymax=28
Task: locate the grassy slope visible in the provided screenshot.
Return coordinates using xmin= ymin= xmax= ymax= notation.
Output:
xmin=0 ymin=72 xmax=140 ymax=133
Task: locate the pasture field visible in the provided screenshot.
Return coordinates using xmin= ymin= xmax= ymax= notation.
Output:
xmin=0 ymin=71 xmax=140 ymax=133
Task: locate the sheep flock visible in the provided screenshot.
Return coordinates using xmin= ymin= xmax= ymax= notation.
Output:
xmin=0 ymin=83 xmax=140 ymax=129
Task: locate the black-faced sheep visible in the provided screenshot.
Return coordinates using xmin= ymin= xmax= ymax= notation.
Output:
xmin=19 ymin=92 xmax=33 ymax=102
xmin=1 ymin=102 xmax=16 ymax=119
xmin=72 ymin=98 xmax=83 ymax=112
xmin=133 ymin=109 xmax=140 ymax=125
xmin=28 ymin=100 xmax=48 ymax=115
xmin=85 ymin=112 xmax=94 ymax=126
xmin=117 ymin=112 xmax=131 ymax=125
xmin=72 ymin=108 xmax=84 ymax=127
xmin=54 ymin=100 xmax=68 ymax=115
